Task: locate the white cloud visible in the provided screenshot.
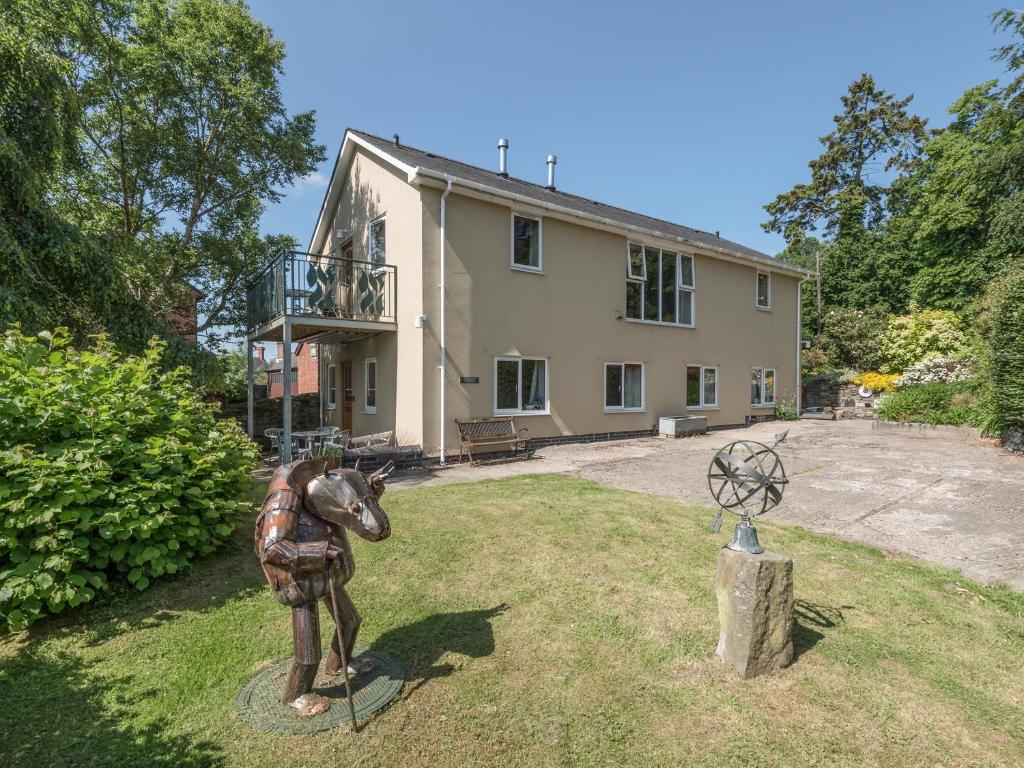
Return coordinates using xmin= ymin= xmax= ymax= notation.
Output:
xmin=294 ymin=171 xmax=328 ymax=191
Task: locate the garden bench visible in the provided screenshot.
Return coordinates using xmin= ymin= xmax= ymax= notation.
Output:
xmin=454 ymin=417 xmax=528 ymax=463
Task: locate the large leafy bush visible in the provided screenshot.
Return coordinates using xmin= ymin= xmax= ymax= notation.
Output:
xmin=818 ymin=307 xmax=890 ymax=370
xmin=0 ymin=328 xmax=259 ymax=630
xmin=895 ymin=355 xmax=974 ymax=387
xmin=976 ymin=264 xmax=1024 ymax=435
xmin=878 ymin=304 xmax=969 ymax=373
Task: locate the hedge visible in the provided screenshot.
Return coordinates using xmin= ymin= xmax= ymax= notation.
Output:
xmin=983 ymin=265 xmax=1024 ymax=433
xmin=0 ymin=328 xmax=259 ymax=630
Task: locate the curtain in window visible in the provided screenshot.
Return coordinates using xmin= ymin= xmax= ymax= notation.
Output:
xmin=623 ymin=363 xmax=642 ymax=408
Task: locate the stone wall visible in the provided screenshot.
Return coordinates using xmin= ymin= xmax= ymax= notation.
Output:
xmin=836 ymin=383 xmax=879 ymax=420
xmin=802 ymin=376 xmax=841 ymax=411
xmin=217 ymin=393 xmax=321 ymax=449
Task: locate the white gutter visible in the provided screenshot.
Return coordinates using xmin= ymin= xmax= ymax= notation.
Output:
xmin=439 ymin=177 xmax=453 ymax=463
xmin=796 ymin=276 xmax=807 ymax=414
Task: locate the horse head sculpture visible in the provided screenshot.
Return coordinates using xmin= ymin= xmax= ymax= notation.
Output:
xmin=305 ymin=461 xmax=394 ymax=542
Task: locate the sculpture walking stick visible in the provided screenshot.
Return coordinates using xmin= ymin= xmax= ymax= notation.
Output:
xmin=328 ymin=569 xmax=359 ymax=733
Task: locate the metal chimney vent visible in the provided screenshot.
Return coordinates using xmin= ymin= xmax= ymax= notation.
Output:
xmin=545 ymin=154 xmax=557 ymax=190
xmin=497 ymin=138 xmax=509 ymax=177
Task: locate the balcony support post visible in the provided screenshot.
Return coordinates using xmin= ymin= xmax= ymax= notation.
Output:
xmin=246 ymin=337 xmax=255 ymax=439
xmin=281 ymin=320 xmax=293 ymax=464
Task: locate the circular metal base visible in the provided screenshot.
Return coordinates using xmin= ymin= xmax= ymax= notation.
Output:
xmin=236 ymin=649 xmax=404 ymax=734
xmin=726 ymin=523 xmax=765 ymax=554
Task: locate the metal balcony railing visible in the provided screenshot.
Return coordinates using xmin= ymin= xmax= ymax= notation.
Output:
xmin=246 ymin=251 xmax=397 ymax=331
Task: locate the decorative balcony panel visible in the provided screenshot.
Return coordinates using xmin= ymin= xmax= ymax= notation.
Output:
xmin=246 ymin=252 xmax=397 ymax=333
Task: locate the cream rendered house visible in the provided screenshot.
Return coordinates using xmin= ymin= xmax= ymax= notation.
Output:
xmin=244 ymin=129 xmax=808 ymax=462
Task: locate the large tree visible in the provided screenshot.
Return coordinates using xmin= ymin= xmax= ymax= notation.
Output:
xmin=59 ymin=0 xmax=324 ymax=345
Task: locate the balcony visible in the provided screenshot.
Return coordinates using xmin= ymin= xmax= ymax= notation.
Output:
xmin=245 ymin=251 xmax=397 ymax=343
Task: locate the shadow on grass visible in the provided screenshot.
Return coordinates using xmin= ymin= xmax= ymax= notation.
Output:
xmin=0 ymin=646 xmax=223 ymax=768
xmin=372 ymin=604 xmax=508 ymax=697
xmin=793 ymin=599 xmax=847 ymax=660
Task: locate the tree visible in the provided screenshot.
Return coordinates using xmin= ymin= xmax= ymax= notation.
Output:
xmin=59 ymin=0 xmax=324 ymax=345
xmin=763 ymin=74 xmax=930 ymax=244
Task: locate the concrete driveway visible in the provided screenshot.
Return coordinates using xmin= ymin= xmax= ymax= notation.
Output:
xmin=392 ymin=420 xmax=1024 ymax=589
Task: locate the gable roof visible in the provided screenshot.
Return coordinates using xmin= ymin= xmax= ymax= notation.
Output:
xmin=309 ymin=129 xmax=807 ymax=277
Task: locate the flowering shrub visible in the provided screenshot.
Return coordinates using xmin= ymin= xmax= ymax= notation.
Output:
xmin=878 ymin=305 xmax=969 ymax=373
xmin=774 ymin=398 xmax=798 ymax=421
xmin=895 ymin=356 xmax=974 ymax=388
xmin=0 ymin=328 xmax=259 ymax=630
xmin=852 ymin=372 xmax=900 ymax=393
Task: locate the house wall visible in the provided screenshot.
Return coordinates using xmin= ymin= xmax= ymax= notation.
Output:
xmin=419 ymin=190 xmax=802 ymax=456
xmin=267 ymin=342 xmax=319 ymax=398
xmin=318 ymin=148 xmax=425 ymax=445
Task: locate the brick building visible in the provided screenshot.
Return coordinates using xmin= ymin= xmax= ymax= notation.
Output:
xmin=266 ymin=341 xmax=320 ymax=398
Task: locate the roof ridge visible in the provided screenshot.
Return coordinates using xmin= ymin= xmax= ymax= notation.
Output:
xmin=349 ymin=128 xmax=743 ymax=250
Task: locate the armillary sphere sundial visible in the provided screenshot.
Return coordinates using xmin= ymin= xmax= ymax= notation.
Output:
xmin=707 ymin=431 xmax=789 ymax=554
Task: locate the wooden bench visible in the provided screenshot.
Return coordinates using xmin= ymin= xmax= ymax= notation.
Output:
xmin=455 ymin=417 xmax=528 ymax=463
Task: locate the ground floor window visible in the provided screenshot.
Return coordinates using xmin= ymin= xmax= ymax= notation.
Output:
xmin=495 ymin=356 xmax=548 ymax=414
xmin=604 ymin=362 xmax=644 ymax=411
xmin=326 ymin=364 xmax=337 ymax=409
xmin=686 ymin=365 xmax=717 ymax=408
xmin=751 ymin=367 xmax=776 ymax=406
xmin=364 ymin=358 xmax=377 ymax=413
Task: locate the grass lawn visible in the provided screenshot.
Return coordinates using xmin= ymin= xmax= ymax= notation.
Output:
xmin=1 ymin=475 xmax=1022 ymax=767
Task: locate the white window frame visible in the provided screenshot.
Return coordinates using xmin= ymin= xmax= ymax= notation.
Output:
xmin=603 ymin=361 xmax=646 ymax=413
xmin=626 ymin=242 xmax=646 ymax=280
xmin=624 ymin=243 xmax=696 ymax=328
xmin=751 ymin=367 xmax=776 ymax=407
xmin=326 ymin=364 xmax=337 ymax=409
xmin=364 ymin=357 xmax=377 ymax=414
xmin=756 ymin=270 xmax=772 ymax=310
xmin=685 ymin=364 xmax=719 ymax=409
xmin=493 ymin=356 xmax=549 ymax=416
xmin=510 ymin=213 xmax=543 ymax=273
xmin=368 ymin=215 xmax=386 ymax=264
xmin=310 ymin=343 xmax=318 ymax=358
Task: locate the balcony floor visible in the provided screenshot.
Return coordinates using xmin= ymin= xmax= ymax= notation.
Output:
xmin=247 ymin=314 xmax=397 ymax=344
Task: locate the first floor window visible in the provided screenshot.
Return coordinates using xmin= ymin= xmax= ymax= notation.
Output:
xmin=625 ymin=243 xmax=694 ymax=325
xmin=605 ymin=362 xmax=644 ymax=411
xmin=686 ymin=365 xmax=718 ymax=408
xmin=751 ymin=367 xmax=776 ymax=406
xmin=326 ymin=364 xmax=337 ymax=408
xmin=756 ymin=271 xmax=771 ymax=309
xmin=495 ymin=356 xmax=547 ymax=414
xmin=512 ymin=214 xmax=542 ymax=270
xmin=369 ymin=217 xmax=386 ymax=264
xmin=364 ymin=358 xmax=377 ymax=413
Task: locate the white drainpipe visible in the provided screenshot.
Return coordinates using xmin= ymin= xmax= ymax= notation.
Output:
xmin=439 ymin=177 xmax=453 ymax=463
xmin=796 ymin=276 xmax=807 ymax=414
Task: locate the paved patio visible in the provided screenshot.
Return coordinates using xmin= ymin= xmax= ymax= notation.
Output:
xmin=392 ymin=420 xmax=1024 ymax=589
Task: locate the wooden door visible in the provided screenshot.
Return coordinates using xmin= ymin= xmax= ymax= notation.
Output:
xmin=340 ymin=361 xmax=353 ymax=432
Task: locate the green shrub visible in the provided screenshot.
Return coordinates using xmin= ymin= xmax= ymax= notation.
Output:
xmin=878 ymin=304 xmax=970 ymax=373
xmin=976 ymin=265 xmax=1024 ymax=435
xmin=0 ymin=328 xmax=259 ymax=630
xmin=875 ymin=381 xmax=980 ymax=426
xmin=819 ymin=307 xmax=890 ymax=370
xmin=774 ymin=398 xmax=798 ymax=421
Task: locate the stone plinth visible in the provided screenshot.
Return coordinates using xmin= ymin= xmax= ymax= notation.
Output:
xmin=715 ymin=548 xmax=794 ymax=679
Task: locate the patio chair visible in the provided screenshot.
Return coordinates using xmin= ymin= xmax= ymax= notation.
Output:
xmin=264 ymin=428 xmax=283 ymax=463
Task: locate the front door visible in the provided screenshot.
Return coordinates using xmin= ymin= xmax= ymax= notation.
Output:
xmin=340 ymin=361 xmax=353 ymax=432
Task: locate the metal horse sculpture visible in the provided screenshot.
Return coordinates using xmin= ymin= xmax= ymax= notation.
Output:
xmin=254 ymin=457 xmax=393 ymax=718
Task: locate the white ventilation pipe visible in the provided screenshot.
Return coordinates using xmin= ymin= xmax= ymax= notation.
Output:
xmin=545 ymin=154 xmax=557 ymax=190
xmin=497 ymin=138 xmax=509 ymax=176
xmin=439 ymin=177 xmax=453 ymax=463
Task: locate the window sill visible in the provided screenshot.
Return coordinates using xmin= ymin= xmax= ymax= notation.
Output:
xmin=751 ymin=404 xmax=776 ymax=409
xmin=493 ymin=410 xmax=550 ymax=417
xmin=624 ymin=318 xmax=695 ymax=329
xmin=604 ymin=407 xmax=645 ymax=413
xmin=325 ymin=405 xmax=337 ymax=411
xmin=510 ymin=264 xmax=544 ymax=275
xmin=687 ymin=406 xmax=719 ymax=410
xmin=364 ymin=408 xmax=377 ymax=414
xmin=755 ymin=305 xmax=772 ymax=312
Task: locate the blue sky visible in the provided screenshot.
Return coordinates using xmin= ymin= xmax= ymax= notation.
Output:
xmin=249 ymin=0 xmax=1013 ymax=257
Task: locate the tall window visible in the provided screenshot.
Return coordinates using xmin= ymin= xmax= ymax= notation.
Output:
xmin=751 ymin=367 xmax=776 ymax=406
xmin=326 ymin=364 xmax=337 ymax=409
xmin=604 ymin=362 xmax=644 ymax=411
xmin=756 ymin=271 xmax=771 ymax=309
xmin=495 ymin=356 xmax=547 ymax=414
xmin=686 ymin=365 xmax=718 ymax=408
xmin=626 ymin=243 xmax=694 ymax=326
xmin=364 ymin=358 xmax=377 ymax=413
xmin=369 ymin=217 xmax=386 ymax=264
xmin=511 ymin=214 xmax=542 ymax=271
